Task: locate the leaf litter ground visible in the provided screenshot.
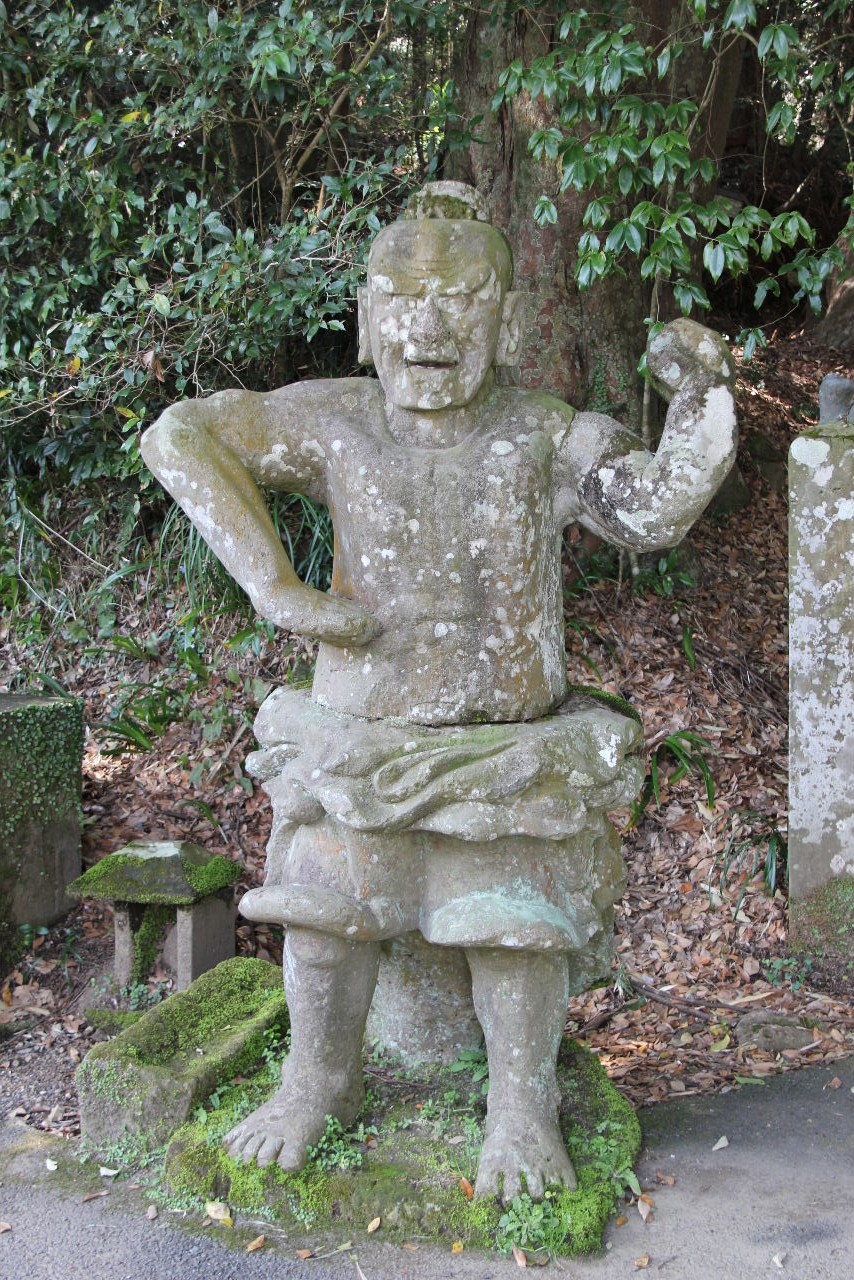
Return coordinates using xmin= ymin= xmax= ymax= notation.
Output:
xmin=1 ymin=332 xmax=853 ymax=1147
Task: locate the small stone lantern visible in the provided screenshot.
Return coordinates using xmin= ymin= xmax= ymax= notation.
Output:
xmin=67 ymin=840 xmax=240 ymax=992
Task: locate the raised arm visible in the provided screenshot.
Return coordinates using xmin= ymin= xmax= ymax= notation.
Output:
xmin=554 ymin=319 xmax=737 ymax=549
xmin=140 ymin=384 xmax=379 ymax=645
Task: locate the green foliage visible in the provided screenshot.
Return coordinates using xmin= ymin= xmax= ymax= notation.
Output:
xmin=633 ymin=548 xmax=695 ymax=600
xmin=493 ymin=0 xmax=854 ymax=349
xmin=630 ymin=729 xmax=716 ymax=825
xmin=497 ymin=1192 xmax=566 ymax=1257
xmin=307 ymin=1115 xmax=378 ymax=1172
xmin=0 ymin=0 xmax=463 ymax=569
xmin=714 ymin=809 xmax=787 ymax=914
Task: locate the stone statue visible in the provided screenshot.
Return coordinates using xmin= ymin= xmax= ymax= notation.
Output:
xmin=141 ymin=182 xmax=737 ymax=1200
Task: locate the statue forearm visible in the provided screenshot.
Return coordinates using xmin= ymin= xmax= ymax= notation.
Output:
xmin=571 ymin=320 xmax=737 ymax=550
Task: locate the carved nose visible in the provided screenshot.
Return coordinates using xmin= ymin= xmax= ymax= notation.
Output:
xmin=404 ymin=294 xmax=458 ymax=366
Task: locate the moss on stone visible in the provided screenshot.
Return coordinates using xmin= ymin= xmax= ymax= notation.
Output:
xmin=162 ymin=1035 xmax=638 ymax=1258
xmin=76 ymin=958 xmax=288 ymax=1153
xmin=0 ymin=695 xmax=84 ymax=975
xmin=131 ymin=904 xmax=174 ymax=985
xmin=184 ymin=858 xmax=241 ymax=897
xmin=91 ymin=957 xmax=285 ymax=1068
xmin=84 ymin=1009 xmax=146 ymax=1035
xmin=68 ymin=844 xmax=240 ymax=906
xmin=566 ymin=684 xmax=642 ymax=726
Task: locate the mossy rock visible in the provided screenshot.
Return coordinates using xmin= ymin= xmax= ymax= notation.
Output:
xmin=76 ymin=957 xmax=287 ymax=1153
xmin=67 ymin=840 xmax=241 ymax=906
xmin=162 ymin=1037 xmax=640 ymax=1258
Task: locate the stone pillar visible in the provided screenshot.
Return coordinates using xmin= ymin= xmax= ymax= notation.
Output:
xmin=0 ymin=695 xmax=84 ymax=975
xmin=366 ymin=934 xmax=483 ymax=1066
xmin=789 ymin=415 xmax=854 ymax=900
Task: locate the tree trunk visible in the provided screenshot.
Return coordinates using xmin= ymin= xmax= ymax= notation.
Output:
xmin=448 ymin=8 xmax=646 ymax=426
xmin=448 ymin=4 xmax=741 ymax=427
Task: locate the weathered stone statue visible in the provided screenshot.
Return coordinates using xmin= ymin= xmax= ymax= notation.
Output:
xmin=141 ymin=182 xmax=736 ymax=1200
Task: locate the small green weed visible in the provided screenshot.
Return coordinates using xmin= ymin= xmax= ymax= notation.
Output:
xmin=632 ymin=548 xmax=695 ymax=599
xmin=448 ymin=1047 xmax=489 ymax=1095
xmin=629 ymin=730 xmax=716 ymax=826
xmin=496 ymin=1191 xmax=566 ymax=1257
xmin=763 ymin=956 xmax=814 ymax=992
xmin=714 ymin=810 xmax=787 ymax=914
xmin=306 ymin=1116 xmax=378 ymax=1172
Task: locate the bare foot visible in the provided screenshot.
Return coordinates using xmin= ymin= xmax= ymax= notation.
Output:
xmin=474 ymin=1114 xmax=577 ymax=1201
xmin=223 ymin=1066 xmax=363 ymax=1172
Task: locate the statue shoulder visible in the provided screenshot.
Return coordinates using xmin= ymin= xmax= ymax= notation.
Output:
xmin=499 ymin=387 xmax=576 ymax=441
xmin=265 ymin=375 xmax=382 ymax=420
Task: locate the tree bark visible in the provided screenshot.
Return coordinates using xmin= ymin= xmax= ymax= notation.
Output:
xmin=448 ymin=4 xmax=742 ymax=426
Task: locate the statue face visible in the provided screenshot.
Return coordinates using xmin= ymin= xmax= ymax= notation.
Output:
xmin=365 ymin=221 xmax=512 ymax=412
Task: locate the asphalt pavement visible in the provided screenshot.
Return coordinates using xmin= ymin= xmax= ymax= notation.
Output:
xmin=1 ymin=1055 xmax=852 ymax=1280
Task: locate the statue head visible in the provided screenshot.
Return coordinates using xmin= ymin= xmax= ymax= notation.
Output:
xmin=357 ymin=182 xmax=524 ymax=412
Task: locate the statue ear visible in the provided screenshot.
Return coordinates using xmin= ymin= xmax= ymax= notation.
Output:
xmin=357 ymin=286 xmax=373 ymax=365
xmin=496 ymin=291 xmax=526 ymax=367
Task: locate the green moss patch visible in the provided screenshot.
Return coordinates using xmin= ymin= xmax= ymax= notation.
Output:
xmin=68 ymin=840 xmax=240 ymax=906
xmin=76 ymin=958 xmax=287 ymax=1152
xmin=566 ymin=684 xmax=642 ymax=726
xmin=162 ymin=1036 xmax=639 ymax=1258
xmin=791 ymin=875 xmax=854 ymax=966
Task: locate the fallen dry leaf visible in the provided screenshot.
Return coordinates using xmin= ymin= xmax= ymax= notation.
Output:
xmin=655 ymin=1171 xmax=677 ymax=1186
xmin=459 ymin=1176 xmax=475 ymax=1200
xmin=616 ymin=1215 xmax=628 ymax=1227
xmin=634 ymin=1256 xmax=651 ymax=1270
xmin=366 ymin=1216 xmax=381 ymax=1234
xmin=451 ymin=1241 xmax=464 ymax=1254
xmin=205 ymin=1200 xmax=233 ymax=1228
xmin=0 ymin=1223 xmax=12 ymax=1234
xmin=82 ymin=1191 xmax=109 ymax=1204
xmin=712 ymin=1136 xmax=729 ymax=1152
xmin=827 ymin=1077 xmax=842 ymax=1090
xmin=512 ymin=1244 xmax=527 ymax=1268
xmin=246 ymin=1235 xmax=265 ymax=1253
xmin=403 ymin=1243 xmax=419 ymax=1252
xmin=295 ymin=1248 xmax=314 ymax=1259
xmin=99 ymin=1166 xmax=119 ymax=1178
xmin=637 ymin=1194 xmax=655 ymax=1223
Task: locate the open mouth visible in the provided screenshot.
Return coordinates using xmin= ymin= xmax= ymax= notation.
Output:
xmin=405 ymin=358 xmax=458 ymax=370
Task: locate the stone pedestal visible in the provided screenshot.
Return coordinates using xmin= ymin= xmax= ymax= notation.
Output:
xmin=0 ymin=694 xmax=84 ymax=975
xmin=366 ymin=933 xmax=483 ymax=1066
xmin=789 ymin=421 xmax=854 ymax=900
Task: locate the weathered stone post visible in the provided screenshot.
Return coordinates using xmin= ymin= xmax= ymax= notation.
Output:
xmin=789 ymin=376 xmax=854 ymax=906
xmin=0 ymin=694 xmax=84 ymax=974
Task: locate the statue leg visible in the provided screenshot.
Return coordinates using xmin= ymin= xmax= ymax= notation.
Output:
xmin=467 ymin=947 xmax=577 ymax=1201
xmin=224 ymin=926 xmax=379 ymax=1171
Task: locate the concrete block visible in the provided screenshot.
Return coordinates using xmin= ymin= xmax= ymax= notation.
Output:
xmin=175 ymin=894 xmax=235 ymax=992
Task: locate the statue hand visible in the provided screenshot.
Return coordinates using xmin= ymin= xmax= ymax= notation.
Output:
xmin=646 ymin=318 xmax=734 ymax=398
xmin=257 ymin=584 xmax=381 ymax=646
